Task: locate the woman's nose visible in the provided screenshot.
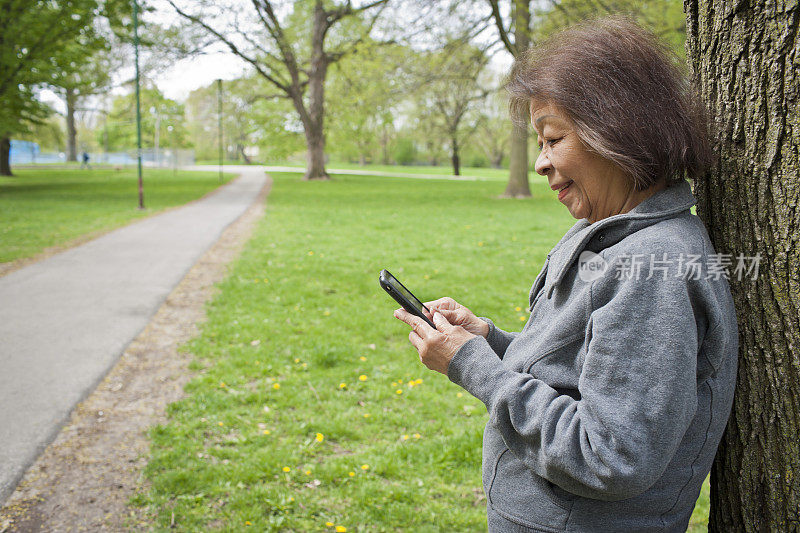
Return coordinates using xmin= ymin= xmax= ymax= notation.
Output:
xmin=535 ymin=149 xmax=552 ymax=176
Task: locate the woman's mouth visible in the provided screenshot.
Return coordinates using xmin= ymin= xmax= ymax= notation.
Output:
xmin=557 ymin=181 xmax=573 ymax=201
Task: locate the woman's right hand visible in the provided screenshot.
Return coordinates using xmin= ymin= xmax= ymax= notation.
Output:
xmin=423 ymin=297 xmax=489 ymax=338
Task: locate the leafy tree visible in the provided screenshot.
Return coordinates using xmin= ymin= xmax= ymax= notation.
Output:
xmin=0 ymin=0 xmax=101 ymax=175
xmin=474 ymin=87 xmax=511 ymax=169
xmin=102 ymin=85 xmax=190 ymax=152
xmin=411 ymin=42 xmax=492 ymax=176
xmin=185 ymin=76 xmax=304 ymax=163
xmin=166 ymin=0 xmax=393 ymax=180
xmin=325 ymin=41 xmax=409 ymax=165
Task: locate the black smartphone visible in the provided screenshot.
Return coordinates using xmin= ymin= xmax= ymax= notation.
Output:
xmin=379 ymin=269 xmax=437 ymax=330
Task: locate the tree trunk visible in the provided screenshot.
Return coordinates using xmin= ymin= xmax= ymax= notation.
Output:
xmin=451 ymin=136 xmax=460 ymax=176
xmin=505 ymin=122 xmax=531 ymax=197
xmin=0 ymin=137 xmax=12 ymax=176
xmin=303 ymin=1 xmax=331 ymax=181
xmin=503 ymin=0 xmax=532 ymax=198
xmin=66 ymin=88 xmax=77 ymax=162
xmin=237 ymin=144 xmax=251 ymax=164
xmin=685 ymin=1 xmax=800 ymax=531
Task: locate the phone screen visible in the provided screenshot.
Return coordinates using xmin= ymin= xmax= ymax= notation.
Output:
xmin=387 ymin=276 xmax=426 ymax=313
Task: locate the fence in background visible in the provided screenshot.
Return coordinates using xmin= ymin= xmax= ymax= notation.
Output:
xmin=9 ymin=141 xmax=195 ymax=168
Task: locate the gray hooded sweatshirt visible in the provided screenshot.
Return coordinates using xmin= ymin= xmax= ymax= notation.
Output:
xmin=447 ymin=179 xmax=739 ymax=532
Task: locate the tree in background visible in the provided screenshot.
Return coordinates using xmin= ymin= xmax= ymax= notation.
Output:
xmin=185 ymin=76 xmax=304 ymax=163
xmin=487 ymin=0 xmax=534 ymax=197
xmin=685 ymin=1 xmax=799 ymax=530
xmin=102 ymin=85 xmax=190 ymax=153
xmin=0 ymin=0 xmax=101 ymax=175
xmin=325 ymin=41 xmax=409 ymax=166
xmin=474 ymin=87 xmax=511 ymax=169
xmin=412 ymin=42 xmax=491 ymax=176
xmin=167 ymin=0 xmax=392 ymax=180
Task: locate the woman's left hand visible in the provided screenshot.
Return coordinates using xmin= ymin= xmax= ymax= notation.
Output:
xmin=393 ymin=308 xmax=476 ymax=374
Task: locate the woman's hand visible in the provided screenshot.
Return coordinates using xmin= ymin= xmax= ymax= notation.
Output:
xmin=393 ymin=308 xmax=476 ymax=374
xmin=422 ymin=297 xmax=490 ymax=338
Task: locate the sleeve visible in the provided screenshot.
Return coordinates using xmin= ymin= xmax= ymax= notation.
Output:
xmin=447 ymin=271 xmax=700 ymax=501
xmin=478 ymin=317 xmax=518 ymax=359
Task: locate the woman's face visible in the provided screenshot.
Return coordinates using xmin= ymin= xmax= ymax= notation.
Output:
xmin=530 ymin=101 xmax=643 ymax=224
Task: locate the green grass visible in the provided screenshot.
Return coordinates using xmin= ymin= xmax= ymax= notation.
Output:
xmin=0 ymin=167 xmax=235 ymax=263
xmin=133 ymin=171 xmax=710 ymax=531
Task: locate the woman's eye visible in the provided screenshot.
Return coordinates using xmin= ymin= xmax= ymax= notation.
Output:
xmin=539 ymin=138 xmax=561 ymax=149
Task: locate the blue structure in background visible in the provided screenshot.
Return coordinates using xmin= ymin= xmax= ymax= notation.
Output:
xmin=7 ymin=140 xmax=193 ymax=167
xmin=10 ymin=140 xmax=47 ymax=164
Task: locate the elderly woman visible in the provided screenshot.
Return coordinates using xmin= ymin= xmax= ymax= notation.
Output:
xmin=393 ymin=17 xmax=739 ymax=533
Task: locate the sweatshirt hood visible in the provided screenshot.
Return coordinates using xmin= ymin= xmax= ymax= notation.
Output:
xmin=543 ymin=179 xmax=698 ymax=299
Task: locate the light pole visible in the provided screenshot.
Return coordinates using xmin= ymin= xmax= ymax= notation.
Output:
xmin=217 ymin=78 xmax=223 ymax=182
xmin=133 ymin=0 xmax=144 ymax=209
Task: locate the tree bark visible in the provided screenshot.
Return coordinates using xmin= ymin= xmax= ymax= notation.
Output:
xmin=451 ymin=136 xmax=461 ymax=176
xmin=685 ymin=1 xmax=800 ymax=531
xmin=66 ymin=87 xmax=77 ymax=162
xmin=302 ymin=1 xmax=331 ymax=181
xmin=0 ymin=137 xmax=12 ymax=176
xmin=503 ymin=0 xmax=532 ymax=198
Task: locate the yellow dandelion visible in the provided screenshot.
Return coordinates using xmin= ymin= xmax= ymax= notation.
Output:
xmin=339 ymin=382 xmax=347 ymax=389
xmin=396 ymin=389 xmax=403 ymax=395
xmin=413 ymin=433 xmax=421 ymax=439
xmin=323 ymin=310 xmax=331 ymax=316
xmin=294 ymin=358 xmax=300 ymax=363
xmin=273 ymin=383 xmax=281 ymax=390
xmin=401 ymin=434 xmax=409 ymax=441
xmin=326 ymin=522 xmax=334 ymax=527
xmin=363 ymin=413 xmax=370 ymax=418
xmin=391 ymin=381 xmax=397 ymax=387
xmin=316 ymin=433 xmax=324 ymax=442
xmin=336 ymin=527 xmax=347 ymax=533
xmin=263 ymin=429 xmax=271 ymax=435
xmin=361 ymin=464 xmax=369 ymax=471
xmin=423 ymin=274 xmax=430 ymax=280
xmin=254 ymin=279 xmax=260 ymax=283
xmin=308 ymin=251 xmax=314 ymax=255
xmin=282 ymin=466 xmax=290 ymax=472
xmin=478 ymin=241 xmax=484 ymax=247
xmin=220 ymin=382 xmax=226 ymax=388
xmin=289 ymin=497 xmax=294 ymax=502
xmin=456 ymin=392 xmax=463 ymax=398
xmin=245 ymin=521 xmax=252 ymax=526
xmin=359 ymin=356 xmax=367 ymax=361
xmin=348 ymin=471 xmax=355 ymax=477
xmin=218 ymin=421 xmax=224 ymax=426
xmin=519 ymin=316 xmax=526 ymax=321
xmin=408 ymin=381 xmax=415 ymax=388
xmin=305 ymin=470 xmax=312 ymax=475
xmin=302 ymin=362 xmax=308 ymax=368
xmin=515 ymin=306 xmax=521 ymax=312
xmin=358 ymin=375 xmax=367 ymax=382
xmin=415 ymin=379 xmax=423 ymax=385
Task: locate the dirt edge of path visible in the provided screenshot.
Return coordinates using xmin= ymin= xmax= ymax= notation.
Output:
xmin=0 ymin=174 xmax=273 ymax=533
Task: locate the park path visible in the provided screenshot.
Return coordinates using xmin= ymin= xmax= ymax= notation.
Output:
xmin=0 ymin=168 xmax=267 ymax=505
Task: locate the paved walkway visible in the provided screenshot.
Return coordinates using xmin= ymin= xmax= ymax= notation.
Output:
xmin=0 ymin=168 xmax=267 ymax=504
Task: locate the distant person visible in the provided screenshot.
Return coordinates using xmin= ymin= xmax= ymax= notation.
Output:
xmin=80 ymin=151 xmax=90 ymax=169
xmin=392 ymin=16 xmax=738 ymax=533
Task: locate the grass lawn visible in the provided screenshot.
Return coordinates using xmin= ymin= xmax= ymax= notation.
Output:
xmin=133 ymin=171 xmax=710 ymax=531
xmin=0 ymin=167 xmax=235 ymax=263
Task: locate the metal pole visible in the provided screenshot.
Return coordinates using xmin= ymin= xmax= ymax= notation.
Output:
xmin=217 ymin=78 xmax=223 ymax=182
xmin=134 ymin=0 xmax=144 ymax=209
